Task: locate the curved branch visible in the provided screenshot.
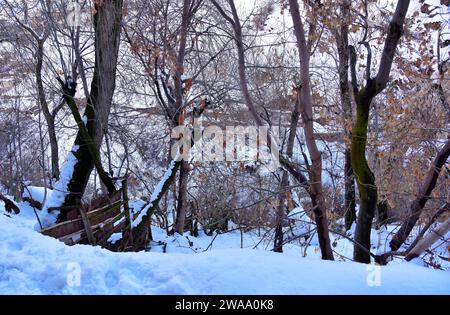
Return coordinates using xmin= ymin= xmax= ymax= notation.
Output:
xmin=360 ymin=41 xmax=372 ymax=81
xmin=374 ymin=0 xmax=410 ymax=94
xmin=390 ymin=138 xmax=450 ymax=251
xmin=349 ymin=45 xmax=359 ymax=95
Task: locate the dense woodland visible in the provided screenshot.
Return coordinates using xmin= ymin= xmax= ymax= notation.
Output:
xmin=0 ymin=0 xmax=449 ymax=271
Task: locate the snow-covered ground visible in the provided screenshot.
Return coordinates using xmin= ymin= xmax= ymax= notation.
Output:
xmin=0 ymin=199 xmax=449 ymax=295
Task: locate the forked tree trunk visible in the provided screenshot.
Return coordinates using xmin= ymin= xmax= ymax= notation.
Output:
xmin=172 ymin=0 xmax=193 ymax=235
xmin=54 ymin=0 xmax=124 ymax=222
xmin=63 ymin=91 xmax=116 ymax=196
xmin=350 ymin=0 xmax=410 ymax=263
xmin=6 ymin=3 xmax=61 ymax=183
xmin=132 ymin=101 xmax=208 ymax=249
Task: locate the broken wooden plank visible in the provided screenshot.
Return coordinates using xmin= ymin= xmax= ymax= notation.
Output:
xmin=40 ymin=200 xmax=124 ymax=239
xmin=58 ymin=211 xmax=125 ymax=246
xmin=79 ymin=206 xmax=96 ymax=246
xmin=41 ymin=218 xmax=84 ymax=239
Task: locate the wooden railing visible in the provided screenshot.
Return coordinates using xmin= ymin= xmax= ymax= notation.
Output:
xmin=39 ymin=180 xmax=134 ymax=251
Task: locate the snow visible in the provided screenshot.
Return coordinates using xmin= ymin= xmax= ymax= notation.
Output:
xmin=107 ymin=232 xmax=123 ymax=245
xmin=22 ymin=186 xmax=53 ymax=205
xmin=180 ymin=74 xmax=191 ymax=81
xmin=0 ymin=203 xmax=449 ymax=295
xmin=40 ymin=145 xmax=80 ymax=229
xmin=131 ymin=159 xmax=178 ymax=228
xmin=113 ymin=217 xmax=125 ymax=228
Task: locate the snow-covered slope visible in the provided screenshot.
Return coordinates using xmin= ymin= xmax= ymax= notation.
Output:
xmin=0 ymin=203 xmax=449 ymax=295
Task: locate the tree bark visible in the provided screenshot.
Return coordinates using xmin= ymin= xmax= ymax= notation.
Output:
xmin=351 ymin=82 xmax=379 ymax=263
xmin=171 ymin=0 xmax=193 ymax=235
xmin=174 ymin=160 xmax=190 ymax=234
xmin=274 ymin=171 xmax=289 ymax=252
xmin=63 ymin=90 xmax=116 ymax=195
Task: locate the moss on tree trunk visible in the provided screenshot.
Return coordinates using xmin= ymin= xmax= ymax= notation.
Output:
xmin=351 ymin=86 xmax=378 ymax=263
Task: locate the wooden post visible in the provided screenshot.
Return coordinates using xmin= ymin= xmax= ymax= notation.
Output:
xmin=122 ymin=178 xmax=133 ymax=249
xmin=79 ymin=205 xmax=96 ymax=246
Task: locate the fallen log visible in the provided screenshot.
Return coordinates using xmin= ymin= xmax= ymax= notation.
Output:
xmin=405 ymin=219 xmax=450 ymax=261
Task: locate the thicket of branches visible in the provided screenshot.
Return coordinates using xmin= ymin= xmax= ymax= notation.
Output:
xmin=0 ymin=0 xmax=448 ymax=266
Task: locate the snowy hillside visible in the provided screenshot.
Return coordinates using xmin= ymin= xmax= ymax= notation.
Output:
xmin=1 ymin=201 xmax=449 ymax=295
xmin=1 ymin=0 xmax=449 ymax=298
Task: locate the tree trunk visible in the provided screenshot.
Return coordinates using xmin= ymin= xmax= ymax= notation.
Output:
xmin=344 ymin=148 xmax=356 ymax=230
xmin=131 ymin=100 xmax=209 ymax=249
xmin=352 ymin=86 xmax=379 ymax=263
xmin=132 ymin=160 xmax=181 ymax=250
xmin=63 ymin=91 xmax=116 ymax=195
xmin=288 ymin=0 xmax=334 ymax=260
xmin=350 ymin=0 xmax=410 ymax=263
xmin=174 ymin=160 xmax=190 ymax=234
xmin=55 ymin=0 xmax=124 ymax=222
xmin=274 ymin=170 xmax=289 ymax=253
xmin=274 ymin=85 xmax=301 ymax=252
xmin=36 ymin=40 xmax=59 ymax=182
xmin=333 ymin=0 xmax=356 ymax=230
xmin=171 ymin=0 xmax=193 ymax=235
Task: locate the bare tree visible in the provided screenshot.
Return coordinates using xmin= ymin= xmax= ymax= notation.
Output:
xmin=211 ymin=0 xmax=334 ymax=260
xmin=2 ymin=0 xmax=63 ymax=182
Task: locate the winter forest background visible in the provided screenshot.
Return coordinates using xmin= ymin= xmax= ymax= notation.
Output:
xmin=0 ymin=0 xmax=449 ymax=294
